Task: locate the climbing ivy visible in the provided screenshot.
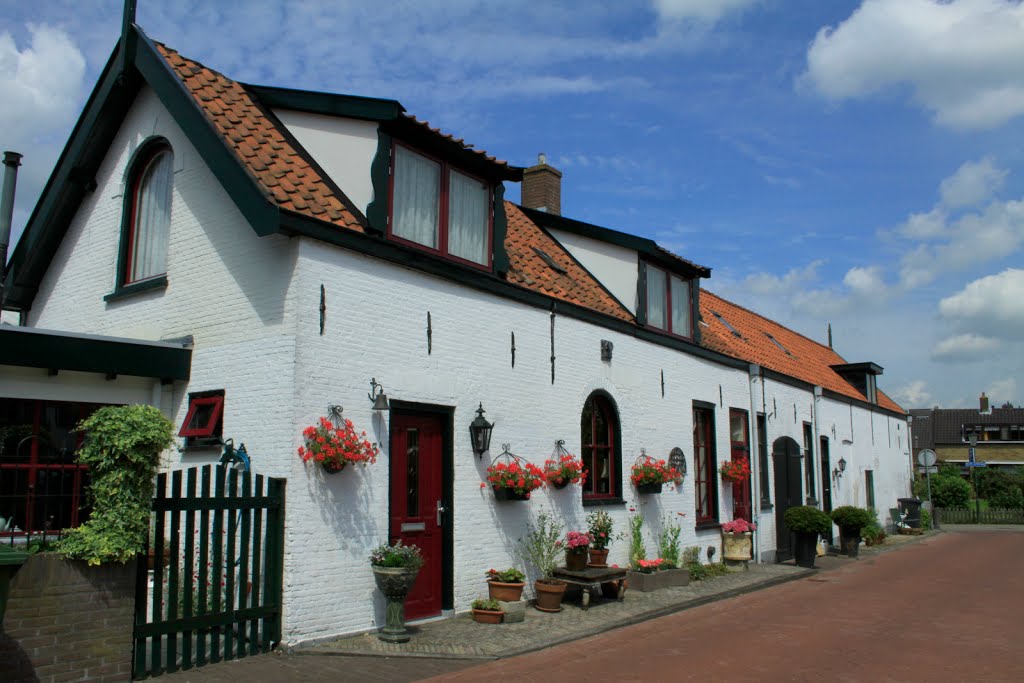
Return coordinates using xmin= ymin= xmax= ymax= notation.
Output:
xmin=57 ymin=405 xmax=174 ymax=565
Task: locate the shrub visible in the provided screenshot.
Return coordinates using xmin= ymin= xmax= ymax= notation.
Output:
xmin=931 ymin=475 xmax=972 ymax=508
xmin=57 ymin=405 xmax=174 ymax=565
xmin=990 ymin=487 xmax=1024 ymax=510
xmin=783 ymin=505 xmax=832 ymax=536
xmin=830 ymin=506 xmax=873 ymax=532
xmin=977 ymin=469 xmax=1023 ymax=509
xmin=920 ymin=508 xmax=932 ymax=530
xmin=862 ymin=511 xmax=886 ymax=545
xmin=518 ymin=509 xmax=564 ymax=580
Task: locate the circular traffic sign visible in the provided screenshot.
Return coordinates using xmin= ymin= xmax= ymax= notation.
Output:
xmin=917 ymin=449 xmax=937 ymax=467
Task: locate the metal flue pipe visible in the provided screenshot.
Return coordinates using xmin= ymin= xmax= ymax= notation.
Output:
xmin=0 ymin=151 xmax=23 ymax=310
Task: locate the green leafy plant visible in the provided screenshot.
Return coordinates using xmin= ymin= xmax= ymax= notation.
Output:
xmin=929 ymin=476 xmax=972 ymax=508
xmin=471 ymin=598 xmax=501 ymax=611
xmin=57 ymin=405 xmax=174 ymax=565
xmin=657 ymin=515 xmax=683 ymax=568
xmin=861 ymin=511 xmax=886 ymax=545
xmin=486 ymin=567 xmax=525 ymax=583
xmin=518 ymin=509 xmax=565 ymax=580
xmin=369 ymin=540 xmax=424 ymax=569
xmin=783 ymin=505 xmax=832 ymax=536
xmin=682 ymin=546 xmax=730 ymax=581
xmin=920 ymin=507 xmax=932 ymax=531
xmin=586 ymin=509 xmax=621 ymax=550
xmin=830 ymin=506 xmax=874 ymax=532
xmin=628 ymin=513 xmax=646 ymax=569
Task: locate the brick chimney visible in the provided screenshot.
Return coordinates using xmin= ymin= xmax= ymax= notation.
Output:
xmin=521 ymin=153 xmax=561 ymax=215
xmin=980 ymin=392 xmax=990 ymax=414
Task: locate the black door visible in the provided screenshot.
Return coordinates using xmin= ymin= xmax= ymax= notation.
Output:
xmin=772 ymin=436 xmax=803 ymax=562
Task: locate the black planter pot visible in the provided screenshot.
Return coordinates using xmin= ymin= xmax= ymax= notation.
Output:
xmin=793 ymin=532 xmax=818 ymax=568
xmin=636 ymin=482 xmax=663 ymax=494
xmin=839 ymin=527 xmax=861 ymax=557
xmin=492 ymin=486 xmax=530 ymax=501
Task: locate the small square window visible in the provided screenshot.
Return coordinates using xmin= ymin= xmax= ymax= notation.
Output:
xmin=179 ymin=391 xmax=224 ymax=441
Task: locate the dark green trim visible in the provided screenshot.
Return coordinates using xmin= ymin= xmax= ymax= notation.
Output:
xmin=245 ymin=84 xmax=404 ymax=122
xmin=690 ymin=280 xmax=702 ymax=346
xmin=581 ymin=497 xmax=626 ymax=508
xmin=0 ymin=327 xmax=191 ymax=381
xmin=104 ymin=274 xmax=168 ymax=302
xmin=381 ymin=119 xmax=522 ymax=182
xmin=831 ymin=362 xmax=884 ymax=375
xmin=636 ymin=260 xmax=648 ymax=326
xmin=133 ymin=30 xmax=280 ymax=237
xmin=758 ymin=365 xmax=905 ymax=419
xmin=492 ymin=183 xmax=509 ymax=275
xmin=112 ymin=137 xmax=170 ymax=291
xmin=366 ymin=130 xmax=392 ymax=233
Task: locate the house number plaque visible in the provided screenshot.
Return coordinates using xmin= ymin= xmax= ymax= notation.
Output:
xmin=669 ymin=447 xmax=687 ymax=480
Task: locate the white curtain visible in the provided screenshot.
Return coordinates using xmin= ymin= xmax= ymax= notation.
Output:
xmin=646 ymin=266 xmax=667 ymax=329
xmin=392 ymin=146 xmax=439 ymax=249
xmin=129 ymin=150 xmax=173 ymax=282
xmin=671 ymin=276 xmax=691 ymax=335
xmin=448 ymin=170 xmax=489 ymax=265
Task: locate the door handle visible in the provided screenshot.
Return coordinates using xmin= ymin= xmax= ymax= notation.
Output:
xmin=436 ymin=500 xmax=446 ymax=527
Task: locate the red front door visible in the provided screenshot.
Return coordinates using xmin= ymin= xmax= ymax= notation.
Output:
xmin=390 ymin=413 xmax=444 ymax=621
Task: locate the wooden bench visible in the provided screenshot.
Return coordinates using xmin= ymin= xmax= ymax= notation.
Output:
xmin=551 ymin=566 xmax=627 ymax=609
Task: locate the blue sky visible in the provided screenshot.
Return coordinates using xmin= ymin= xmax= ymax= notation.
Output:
xmin=3 ymin=0 xmax=1023 ymax=409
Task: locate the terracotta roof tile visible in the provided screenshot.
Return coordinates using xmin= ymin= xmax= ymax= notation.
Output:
xmin=699 ymin=289 xmax=903 ymax=412
xmin=155 ymin=43 xmax=364 ymax=233
xmin=504 ymin=203 xmax=632 ymax=322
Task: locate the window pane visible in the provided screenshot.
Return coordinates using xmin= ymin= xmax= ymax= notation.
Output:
xmin=448 ymin=170 xmax=488 ymax=265
xmin=670 ymin=276 xmax=690 ymax=336
xmin=392 ymin=146 xmax=439 ymax=249
xmin=730 ymin=411 xmax=748 ymax=444
xmin=646 ymin=266 xmax=667 ymax=329
xmin=406 ymin=428 xmax=419 ymax=516
xmin=129 ymin=149 xmax=173 ymax=282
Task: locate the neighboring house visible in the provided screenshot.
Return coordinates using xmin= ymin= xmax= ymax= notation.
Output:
xmin=0 ymin=24 xmax=910 ymax=645
xmin=910 ymin=396 xmax=1024 ymax=471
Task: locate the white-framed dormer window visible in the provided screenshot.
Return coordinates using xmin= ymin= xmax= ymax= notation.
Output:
xmin=122 ymin=144 xmax=173 ymax=284
xmin=389 ymin=143 xmax=492 ymax=269
xmin=645 ymin=264 xmax=692 ymax=338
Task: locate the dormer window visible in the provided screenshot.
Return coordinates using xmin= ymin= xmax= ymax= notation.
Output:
xmin=831 ymin=362 xmax=883 ymax=405
xmin=644 ymin=264 xmax=692 ymax=338
xmin=389 ymin=144 xmax=492 ymax=269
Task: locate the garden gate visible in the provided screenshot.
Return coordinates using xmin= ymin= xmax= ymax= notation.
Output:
xmin=132 ymin=464 xmax=285 ymax=679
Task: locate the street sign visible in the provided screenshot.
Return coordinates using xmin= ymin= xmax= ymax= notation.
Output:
xmin=917 ymin=466 xmax=939 ymax=473
xmin=917 ymin=449 xmax=937 ymax=467
xmin=965 ymin=462 xmax=987 ymax=468
xmin=968 ymin=447 xmax=976 ymax=464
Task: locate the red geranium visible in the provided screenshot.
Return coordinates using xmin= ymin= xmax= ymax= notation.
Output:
xmin=720 ymin=458 xmax=751 ymax=483
xmin=630 ymin=456 xmax=680 ymax=486
xmin=486 ymin=459 xmax=545 ymax=497
xmin=543 ymin=452 xmax=587 ymax=488
xmin=297 ymin=416 xmax=378 ymax=473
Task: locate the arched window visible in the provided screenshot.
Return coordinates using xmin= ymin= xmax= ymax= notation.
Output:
xmin=581 ymin=391 xmax=621 ymax=501
xmin=121 ymin=143 xmax=173 ymax=285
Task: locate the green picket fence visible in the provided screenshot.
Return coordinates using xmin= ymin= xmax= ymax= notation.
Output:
xmin=936 ymin=507 xmax=1024 ymax=525
xmin=133 ymin=465 xmax=285 ymax=679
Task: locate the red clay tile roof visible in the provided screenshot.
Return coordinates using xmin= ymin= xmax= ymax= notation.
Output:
xmin=699 ymin=289 xmax=903 ymax=412
xmin=156 ymin=43 xmax=365 ymax=232
xmin=504 ymin=203 xmax=633 ymax=322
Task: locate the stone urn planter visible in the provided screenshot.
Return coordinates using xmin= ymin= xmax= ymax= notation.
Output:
xmin=722 ymin=531 xmax=753 ymax=561
xmin=372 ymin=566 xmax=420 ymax=643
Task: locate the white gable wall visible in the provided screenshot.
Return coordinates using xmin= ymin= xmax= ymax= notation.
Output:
xmin=547 ymin=228 xmax=639 ymax=313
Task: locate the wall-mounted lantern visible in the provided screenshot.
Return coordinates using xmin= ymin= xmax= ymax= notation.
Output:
xmin=469 ymin=403 xmax=494 ymax=458
xmin=832 ymin=456 xmax=847 ymax=482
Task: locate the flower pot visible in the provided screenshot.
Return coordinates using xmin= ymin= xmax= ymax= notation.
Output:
xmin=636 ymin=482 xmax=662 ymax=494
xmin=471 ymin=608 xmax=503 ymax=624
xmin=565 ymin=549 xmax=588 ymax=571
xmin=839 ymin=527 xmax=861 ymax=558
xmin=587 ymin=548 xmax=609 ymax=567
xmin=722 ymin=531 xmax=753 ymax=561
xmin=321 ymin=461 xmax=346 ymax=474
xmin=371 ymin=566 xmax=420 ymax=643
xmin=487 ymin=580 xmax=525 ymax=602
xmin=793 ymin=531 xmax=818 ymax=568
xmin=492 ymin=486 xmax=530 ymax=501
xmin=625 ymin=570 xmax=667 ymax=592
xmin=533 ymin=579 xmax=567 ymax=612
xmin=550 ymin=479 xmax=569 ymax=490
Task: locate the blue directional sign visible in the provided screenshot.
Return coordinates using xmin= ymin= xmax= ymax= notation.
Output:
xmin=968 ymin=447 xmax=976 ymax=464
xmin=966 ymin=462 xmax=987 ymax=468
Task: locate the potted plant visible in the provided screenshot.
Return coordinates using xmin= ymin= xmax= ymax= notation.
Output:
xmin=369 ymin=540 xmax=424 ymax=643
xmin=630 ymin=455 xmax=680 ymax=494
xmin=626 ymin=557 xmax=670 ymax=592
xmin=297 ymin=415 xmax=378 ymax=474
xmin=543 ymin=450 xmax=586 ymax=490
xmin=487 ymin=449 xmax=546 ymax=501
xmin=721 ymin=518 xmax=756 ymax=561
xmin=486 ymin=567 xmax=526 ymax=602
xmin=564 ymin=530 xmax=591 ymax=571
xmin=783 ymin=505 xmax=832 ymax=568
xmin=470 ymin=598 xmax=504 ymax=624
xmin=517 ymin=510 xmax=567 ymax=612
xmin=830 ymin=506 xmax=873 ymax=557
xmin=719 ymin=457 xmax=751 ymax=483
xmin=586 ymin=509 xmax=620 ymax=567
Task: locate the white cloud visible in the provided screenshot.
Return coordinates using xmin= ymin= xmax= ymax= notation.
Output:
xmin=802 ymin=0 xmax=1024 ymax=130
xmin=843 ymin=265 xmax=886 ymax=296
xmin=931 ymin=333 xmax=1001 ymax=361
xmin=940 ymin=157 xmax=1009 ymax=209
xmin=741 ymin=260 xmax=823 ymax=298
xmin=653 ymin=0 xmax=761 ymax=25
xmin=939 ymin=268 xmax=1024 ymax=338
xmin=897 ymin=208 xmax=948 ymax=240
xmin=986 ymin=377 xmax=1018 ymax=406
xmin=893 ymin=380 xmax=933 ymax=407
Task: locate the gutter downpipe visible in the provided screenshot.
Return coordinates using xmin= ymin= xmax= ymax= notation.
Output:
xmin=748 ymin=363 xmax=762 ymax=564
xmin=813 ymin=385 xmax=823 ymax=511
xmin=0 ymin=151 xmax=23 ymax=311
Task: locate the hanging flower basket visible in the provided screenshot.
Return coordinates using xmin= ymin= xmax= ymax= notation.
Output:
xmin=543 ymin=440 xmax=586 ymax=490
xmin=720 ymin=458 xmax=751 ymax=483
xmin=630 ymin=451 xmax=680 ymax=493
xmin=486 ymin=444 xmax=545 ymax=501
xmin=297 ymin=412 xmax=378 ymax=474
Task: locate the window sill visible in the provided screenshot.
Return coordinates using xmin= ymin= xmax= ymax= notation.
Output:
xmin=104 ymin=275 xmax=168 ymax=302
xmin=582 ymin=497 xmax=626 ymax=507
xmin=695 ymin=520 xmax=721 ymax=532
xmin=760 ymin=502 xmax=774 ymax=511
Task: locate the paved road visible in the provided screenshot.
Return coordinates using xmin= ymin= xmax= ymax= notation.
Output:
xmin=428 ymin=528 xmax=1024 ymax=682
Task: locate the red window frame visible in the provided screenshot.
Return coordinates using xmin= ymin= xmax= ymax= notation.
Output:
xmin=178 ymin=394 xmax=224 ymax=438
xmin=581 ymin=393 xmax=619 ymax=501
xmin=386 ymin=142 xmax=494 ymax=272
xmin=123 ymin=144 xmax=172 ymax=286
xmin=644 ymin=263 xmax=693 ymax=339
xmin=693 ymin=405 xmax=717 ymax=525
xmin=729 ymin=409 xmax=752 ymax=522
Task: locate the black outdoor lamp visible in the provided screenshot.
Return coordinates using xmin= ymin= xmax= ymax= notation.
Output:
xmin=833 ymin=456 xmax=847 ymax=482
xmin=469 ymin=403 xmax=494 ymax=458
xmin=368 ymin=378 xmax=390 ymax=412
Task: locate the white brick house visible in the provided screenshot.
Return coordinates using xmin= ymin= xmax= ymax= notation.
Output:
xmin=1 ymin=24 xmax=911 ymax=645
